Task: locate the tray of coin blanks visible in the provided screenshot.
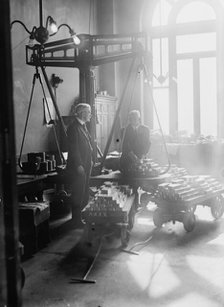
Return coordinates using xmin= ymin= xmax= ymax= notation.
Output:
xmin=82 ymin=182 xmax=135 ymax=224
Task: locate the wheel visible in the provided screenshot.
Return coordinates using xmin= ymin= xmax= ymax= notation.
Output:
xmin=120 ymin=226 xmax=130 ymax=248
xmin=153 ymin=208 xmax=163 ymax=228
xmin=127 ymin=208 xmax=135 ymax=230
xmin=58 ymin=190 xmax=68 ymax=197
xmin=183 ymin=212 xmax=196 ymax=232
xmin=210 ymin=196 xmax=224 ymax=219
xmin=140 ymin=192 xmax=151 ymax=207
xmin=133 ymin=193 xmax=140 ymax=211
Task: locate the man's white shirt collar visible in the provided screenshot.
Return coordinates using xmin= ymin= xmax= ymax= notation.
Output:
xmin=132 ymin=125 xmax=140 ymax=131
xmin=77 ymin=117 xmax=85 ymax=126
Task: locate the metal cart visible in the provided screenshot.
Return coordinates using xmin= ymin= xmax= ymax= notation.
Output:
xmin=150 ymin=179 xmax=224 ymax=232
xmin=81 ymin=193 xmax=136 ymax=247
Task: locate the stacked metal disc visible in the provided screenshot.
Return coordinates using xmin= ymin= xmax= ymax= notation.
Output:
xmin=154 ymin=175 xmax=224 ymax=202
xmin=123 ymin=158 xmax=163 ymax=177
xmin=83 ymin=182 xmax=133 ymax=217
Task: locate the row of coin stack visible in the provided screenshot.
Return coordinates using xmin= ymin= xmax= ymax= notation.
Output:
xmin=83 ymin=182 xmax=133 ymax=217
xmin=124 ymin=158 xmax=162 ymax=177
xmin=154 ymin=175 xmax=223 ymax=202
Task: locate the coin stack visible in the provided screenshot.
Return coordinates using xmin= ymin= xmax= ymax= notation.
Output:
xmin=153 ymin=175 xmax=224 ymax=202
xmin=124 ymin=159 xmax=162 ymax=177
xmin=83 ymin=183 xmax=133 ymax=218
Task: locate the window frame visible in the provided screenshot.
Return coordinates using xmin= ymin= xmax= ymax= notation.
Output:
xmin=146 ymin=0 xmax=224 ymax=137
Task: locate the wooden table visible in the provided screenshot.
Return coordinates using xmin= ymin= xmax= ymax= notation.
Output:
xmin=90 ymin=170 xmax=171 ymax=189
xmin=17 ymin=172 xmax=57 ymax=201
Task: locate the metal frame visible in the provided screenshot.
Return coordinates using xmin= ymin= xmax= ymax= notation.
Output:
xmin=26 ymin=33 xmax=148 ymax=68
xmin=25 ymin=32 xmax=149 ymax=165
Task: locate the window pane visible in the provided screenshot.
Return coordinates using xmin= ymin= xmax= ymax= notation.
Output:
xmin=152 ymin=38 xmax=169 ymax=87
xmin=176 ymin=33 xmax=216 ymax=53
xmin=176 ymin=1 xmax=216 ymax=24
xmin=153 ymin=88 xmax=169 ymax=134
xmin=177 ymin=59 xmax=194 ymax=135
xmin=152 ymin=0 xmax=172 ymax=26
xmin=200 ymin=57 xmax=217 ymax=136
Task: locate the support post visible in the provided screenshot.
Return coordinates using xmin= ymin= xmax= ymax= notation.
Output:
xmin=1 ymin=0 xmax=22 ymax=306
xmin=79 ymin=67 xmax=97 ymax=161
xmin=40 ymin=66 xmax=67 ymax=138
xmin=39 ymin=0 xmax=43 ymax=27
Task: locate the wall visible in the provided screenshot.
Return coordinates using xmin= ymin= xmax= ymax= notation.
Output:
xmin=10 ymin=0 xmax=152 ymax=157
xmin=96 ymin=0 xmax=116 ymax=97
xmin=109 ymin=0 xmax=152 ymax=128
xmin=113 ymin=0 xmax=145 ymax=126
xmin=10 ymin=0 xmax=97 ymax=156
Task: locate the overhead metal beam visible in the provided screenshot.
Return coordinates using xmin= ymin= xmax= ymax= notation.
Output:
xmin=26 ymin=33 xmax=148 ymax=68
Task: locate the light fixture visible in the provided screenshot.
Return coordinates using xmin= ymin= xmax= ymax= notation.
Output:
xmin=10 ymin=0 xmax=80 ymax=46
xmin=155 ymin=0 xmax=169 ymax=85
xmin=50 ymin=23 xmax=81 ymax=45
xmin=46 ymin=16 xmax=58 ymax=34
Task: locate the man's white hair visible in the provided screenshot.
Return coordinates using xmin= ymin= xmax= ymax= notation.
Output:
xmin=75 ymin=103 xmax=91 ymax=115
xmin=129 ymin=109 xmax=141 ymax=119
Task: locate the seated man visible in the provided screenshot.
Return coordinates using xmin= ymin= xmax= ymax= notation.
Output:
xmin=120 ymin=109 xmax=151 ymax=172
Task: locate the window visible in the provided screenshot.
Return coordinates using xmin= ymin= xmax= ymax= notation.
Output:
xmin=153 ymin=88 xmax=169 ymax=133
xmin=152 ymin=38 xmax=169 ymax=87
xmin=176 ymin=1 xmax=216 ymax=23
xmin=200 ymin=57 xmax=217 ymax=136
xmin=152 ymin=0 xmax=172 ymax=26
xmin=150 ymin=0 xmax=218 ymax=137
xmin=176 ymin=33 xmax=216 ymax=54
xmin=177 ymin=59 xmax=194 ymax=134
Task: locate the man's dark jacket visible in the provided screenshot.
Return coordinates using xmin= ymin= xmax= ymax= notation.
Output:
xmin=66 ymin=117 xmax=93 ymax=177
xmin=121 ymin=124 xmax=151 ymax=159
xmin=120 ymin=124 xmax=151 ymax=171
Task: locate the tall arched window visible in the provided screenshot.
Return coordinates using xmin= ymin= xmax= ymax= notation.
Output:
xmin=147 ymin=0 xmax=222 ymax=137
xmin=151 ymin=0 xmax=171 ymax=134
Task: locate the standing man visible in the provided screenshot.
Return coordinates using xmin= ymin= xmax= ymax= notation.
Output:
xmin=66 ymin=103 xmax=93 ymax=227
xmin=120 ymin=109 xmax=151 ymax=172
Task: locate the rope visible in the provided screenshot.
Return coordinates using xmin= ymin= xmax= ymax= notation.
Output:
xmin=38 ymin=72 xmax=64 ymax=165
xmin=119 ymin=58 xmax=170 ymax=175
xmin=122 ymin=227 xmax=160 ymax=254
xmin=18 ymin=72 xmax=37 ymax=170
xmin=143 ymin=63 xmax=171 ymax=175
xmin=120 ymin=62 xmax=140 ymax=149
xmin=12 ymin=36 xmax=29 ymax=51
xmin=69 ymin=232 xmax=109 ymax=284
xmin=18 ymin=67 xmax=65 ymax=170
xmin=43 ymin=98 xmax=64 ymax=165
xmin=100 ymin=56 xmax=137 ymax=170
xmin=82 ymin=237 xmax=103 ymax=281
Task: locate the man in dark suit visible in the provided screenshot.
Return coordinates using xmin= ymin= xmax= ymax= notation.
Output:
xmin=66 ymin=103 xmax=93 ymax=227
xmin=120 ymin=110 xmax=151 ymax=171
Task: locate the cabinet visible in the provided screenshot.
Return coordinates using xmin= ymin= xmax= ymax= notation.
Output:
xmin=95 ymin=94 xmax=118 ymax=153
